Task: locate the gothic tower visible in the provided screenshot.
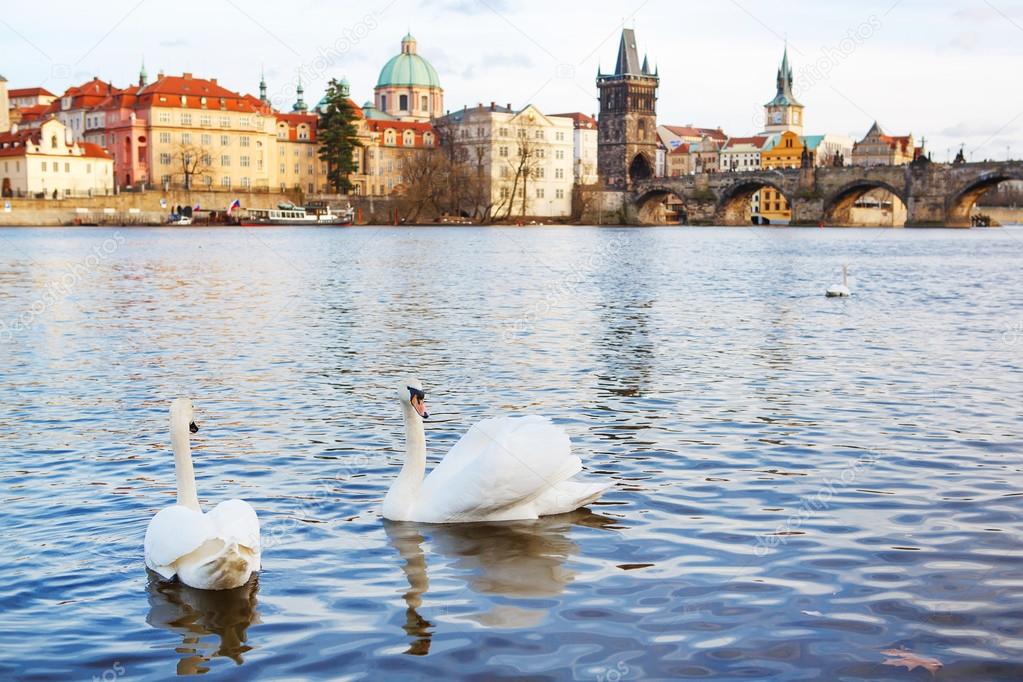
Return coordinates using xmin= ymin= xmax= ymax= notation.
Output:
xmin=597 ymin=29 xmax=659 ymax=189
xmin=0 ymin=74 xmax=8 ymax=133
xmin=762 ymin=46 xmax=804 ymax=136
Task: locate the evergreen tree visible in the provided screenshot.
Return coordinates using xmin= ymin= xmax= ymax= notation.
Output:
xmin=318 ymin=79 xmax=363 ymax=193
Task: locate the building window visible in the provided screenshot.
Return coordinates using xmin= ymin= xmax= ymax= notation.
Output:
xmin=556 ymin=188 xmax=565 ymax=199
xmin=536 ymin=188 xmax=545 ymax=198
xmin=222 ymin=176 xmax=231 ymax=188
xmin=241 ymin=177 xmax=251 ymax=188
xmin=554 ymin=168 xmax=564 ymax=179
xmin=399 ymin=94 xmax=409 ymax=111
xmin=499 ymin=146 xmax=509 ymax=157
xmin=536 ymin=167 xmax=545 ymax=178
xmin=182 ymin=133 xmax=192 ymax=145
xmin=159 ymin=132 xmax=171 ymax=144
xmin=201 ymin=134 xmax=212 ymax=145
xmin=241 ymin=156 xmax=250 ymax=167
xmin=537 ymin=149 xmax=545 ymax=159
xmin=500 ymin=187 xmax=510 ymax=199
xmin=535 ymin=129 xmax=544 ymax=140
xmin=201 ymin=114 xmax=212 ymax=127
xmin=221 ymin=155 xmax=231 ymax=166
xmin=160 ymin=153 xmax=171 ymax=165
xmin=421 ymin=95 xmax=429 ymax=111
xmin=181 ymin=113 xmax=193 ymax=126
xmin=158 ymin=112 xmax=171 ymax=124
xmin=240 ymin=136 xmax=251 ymax=147
xmin=380 ymin=95 xmax=387 ymax=111
xmin=221 ymin=135 xmax=230 ymax=146
xmin=220 ymin=117 xmax=231 ymax=128
xmin=240 ymin=117 xmax=250 ymax=128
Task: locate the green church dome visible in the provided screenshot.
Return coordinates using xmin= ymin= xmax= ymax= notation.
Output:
xmin=376 ymin=34 xmax=441 ymax=89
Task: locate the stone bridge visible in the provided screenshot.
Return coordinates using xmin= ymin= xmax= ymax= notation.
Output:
xmin=625 ymin=161 xmax=1023 ymax=226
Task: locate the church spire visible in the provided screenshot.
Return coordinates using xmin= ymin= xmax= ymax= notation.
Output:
xmin=139 ymin=58 xmax=147 ymax=88
xmin=292 ymin=76 xmax=308 ymax=112
xmin=259 ymin=68 xmax=268 ymax=103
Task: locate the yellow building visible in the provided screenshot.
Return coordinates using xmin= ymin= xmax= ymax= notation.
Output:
xmin=756 ymin=131 xmax=804 ymax=222
xmin=275 ymin=112 xmax=326 ymax=193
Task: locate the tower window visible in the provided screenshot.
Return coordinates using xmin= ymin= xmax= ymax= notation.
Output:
xmin=399 ymin=94 xmax=409 ymax=111
xmin=421 ymin=95 xmax=428 ymax=111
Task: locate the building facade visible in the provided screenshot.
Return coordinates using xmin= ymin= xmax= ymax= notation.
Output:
xmin=436 ymin=103 xmax=575 ymax=217
xmin=0 ymin=118 xmax=113 ymax=197
xmin=374 ymin=34 xmax=444 ymax=122
xmin=852 ymin=122 xmax=918 ymax=166
xmin=7 ymin=86 xmax=56 ymax=110
xmin=597 ymin=29 xmax=659 ymax=189
xmin=719 ymin=136 xmax=772 ymax=172
xmin=551 ymin=112 xmax=599 ymax=185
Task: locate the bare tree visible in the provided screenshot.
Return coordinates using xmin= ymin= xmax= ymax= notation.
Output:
xmin=502 ymin=122 xmax=545 ymax=219
xmin=172 ymin=144 xmax=212 ymax=190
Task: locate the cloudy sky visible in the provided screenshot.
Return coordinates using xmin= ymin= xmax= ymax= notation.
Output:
xmin=3 ymin=0 xmax=1022 ymax=160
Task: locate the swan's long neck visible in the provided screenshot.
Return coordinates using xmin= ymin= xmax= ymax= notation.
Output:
xmin=842 ymin=265 xmax=848 ymax=286
xmin=387 ymin=408 xmax=427 ymax=514
xmin=171 ymin=420 xmax=200 ymax=511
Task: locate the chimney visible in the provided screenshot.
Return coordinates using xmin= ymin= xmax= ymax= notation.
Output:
xmin=490 ymin=101 xmax=495 ymax=111
xmin=210 ymin=78 xmax=217 ymax=85
xmin=506 ymin=103 xmax=511 ymax=111
xmin=183 ymin=72 xmax=192 ymax=80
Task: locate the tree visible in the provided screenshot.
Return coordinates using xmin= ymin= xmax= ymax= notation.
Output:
xmin=499 ymin=121 xmax=545 ymax=219
xmin=172 ymin=144 xmax=212 ymax=190
xmin=318 ymin=78 xmax=363 ymax=194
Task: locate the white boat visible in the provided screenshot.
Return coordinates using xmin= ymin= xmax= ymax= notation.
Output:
xmin=239 ymin=202 xmax=354 ymax=226
xmin=167 ymin=215 xmax=193 ymax=226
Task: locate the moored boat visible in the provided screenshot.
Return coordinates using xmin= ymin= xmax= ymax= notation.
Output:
xmin=238 ymin=202 xmax=354 ymax=226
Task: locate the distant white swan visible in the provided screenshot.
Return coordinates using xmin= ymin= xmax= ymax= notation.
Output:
xmin=826 ymin=264 xmax=851 ymax=297
xmin=383 ymin=379 xmax=610 ymax=523
xmin=144 ymin=399 xmax=261 ymax=590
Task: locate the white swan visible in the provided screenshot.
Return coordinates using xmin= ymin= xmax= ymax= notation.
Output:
xmin=144 ymin=399 xmax=261 ymax=590
xmin=826 ymin=264 xmax=851 ymax=297
xmin=383 ymin=379 xmax=609 ymax=523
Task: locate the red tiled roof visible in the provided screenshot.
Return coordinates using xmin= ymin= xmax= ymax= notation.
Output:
xmin=60 ymin=78 xmax=118 ymax=109
xmin=79 ymin=142 xmax=112 ymax=159
xmin=8 ymin=86 xmax=56 ymax=98
xmin=722 ymin=136 xmax=768 ymax=149
xmin=551 ymin=112 xmax=597 ymax=129
xmin=276 ymin=112 xmax=319 ymax=142
xmin=364 ymin=119 xmax=438 ymax=147
xmin=879 ymin=134 xmax=912 ymax=152
xmin=664 ymin=125 xmax=727 ymax=142
xmin=15 ymin=103 xmax=52 ymax=122
xmin=669 ymin=143 xmax=691 ymax=155
xmin=134 ymin=74 xmax=264 ymax=113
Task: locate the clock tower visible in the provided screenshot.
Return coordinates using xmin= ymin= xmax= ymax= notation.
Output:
xmin=762 ymin=46 xmax=804 ymax=136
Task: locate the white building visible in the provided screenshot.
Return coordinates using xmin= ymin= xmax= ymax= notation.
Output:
xmin=805 ymin=133 xmax=854 ymax=167
xmin=551 ymin=112 xmax=598 ymax=185
xmin=0 ymin=118 xmax=114 ymax=197
xmin=436 ymin=103 xmax=575 ymax=218
xmin=719 ymin=135 xmax=774 ymax=172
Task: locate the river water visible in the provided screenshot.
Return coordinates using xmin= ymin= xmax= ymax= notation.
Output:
xmin=0 ymin=225 xmax=1021 ymax=681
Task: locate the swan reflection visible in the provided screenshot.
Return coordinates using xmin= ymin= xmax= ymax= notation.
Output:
xmin=145 ymin=572 xmax=260 ymax=675
xmin=384 ymin=509 xmax=616 ymax=655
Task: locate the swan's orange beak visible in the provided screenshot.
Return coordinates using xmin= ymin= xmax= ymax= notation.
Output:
xmin=412 ymin=396 xmax=430 ymax=420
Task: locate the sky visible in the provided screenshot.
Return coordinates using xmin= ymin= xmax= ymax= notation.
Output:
xmin=3 ymin=0 xmax=1022 ymax=161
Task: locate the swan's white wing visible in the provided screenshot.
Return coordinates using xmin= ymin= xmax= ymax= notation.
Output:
xmin=207 ymin=499 xmax=261 ymax=554
xmin=418 ymin=416 xmax=582 ymax=522
xmin=144 ymin=505 xmax=213 ymax=578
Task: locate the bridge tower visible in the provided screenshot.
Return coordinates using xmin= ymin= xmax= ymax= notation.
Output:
xmin=597 ymin=29 xmax=659 ymax=190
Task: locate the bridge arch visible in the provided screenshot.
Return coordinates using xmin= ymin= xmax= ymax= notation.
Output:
xmin=824 ymin=179 xmax=907 ymax=227
xmin=714 ymin=177 xmax=792 ymax=226
xmin=632 ymin=185 xmax=689 ymax=224
xmin=946 ymin=169 xmax=1023 ymax=226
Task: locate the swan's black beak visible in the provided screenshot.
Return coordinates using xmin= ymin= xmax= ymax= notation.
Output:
xmin=189 ymin=421 xmax=199 ymax=434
